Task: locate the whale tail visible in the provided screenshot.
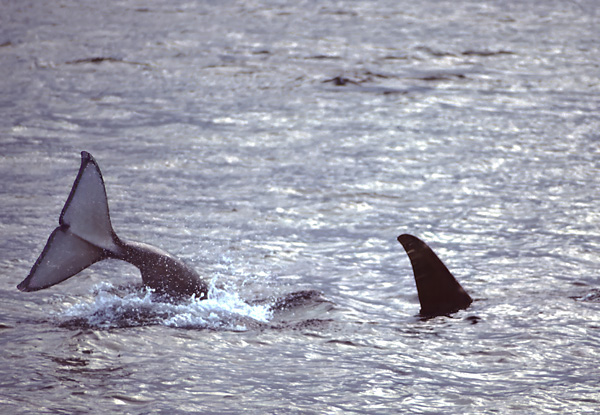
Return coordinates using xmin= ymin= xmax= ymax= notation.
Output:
xmin=397 ymin=234 xmax=472 ymax=317
xmin=18 ymin=151 xmax=120 ymax=292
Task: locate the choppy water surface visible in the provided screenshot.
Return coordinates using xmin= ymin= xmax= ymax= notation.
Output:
xmin=1 ymin=0 xmax=600 ymax=413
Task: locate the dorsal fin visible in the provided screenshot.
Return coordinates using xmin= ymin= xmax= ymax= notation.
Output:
xmin=397 ymin=234 xmax=472 ymax=316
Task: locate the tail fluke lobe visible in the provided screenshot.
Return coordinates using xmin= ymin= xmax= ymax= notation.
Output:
xmin=397 ymin=234 xmax=472 ymax=317
xmin=60 ymin=151 xmax=118 ymax=251
xmin=17 ymin=151 xmax=120 ymax=292
xmin=17 ymin=226 xmax=106 ymax=291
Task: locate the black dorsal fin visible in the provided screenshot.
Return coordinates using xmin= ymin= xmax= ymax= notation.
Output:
xmin=397 ymin=234 xmax=472 ymax=317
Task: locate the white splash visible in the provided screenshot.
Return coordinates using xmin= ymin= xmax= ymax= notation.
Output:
xmin=58 ymin=281 xmax=273 ymax=330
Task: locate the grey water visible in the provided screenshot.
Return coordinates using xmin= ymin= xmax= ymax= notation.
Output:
xmin=1 ymin=0 xmax=600 ymax=413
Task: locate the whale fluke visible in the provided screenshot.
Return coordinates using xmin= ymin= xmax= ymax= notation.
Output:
xmin=18 ymin=151 xmax=208 ymax=299
xmin=397 ymin=234 xmax=472 ymax=317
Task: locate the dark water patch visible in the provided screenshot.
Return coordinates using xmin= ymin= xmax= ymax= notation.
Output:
xmin=65 ymin=57 xmax=150 ymax=67
xmin=462 ymin=50 xmax=515 ymax=57
xmin=268 ymin=289 xmax=328 ymax=311
xmin=414 ymin=46 xmax=514 ymax=60
xmin=322 ymin=70 xmax=396 ymax=87
xmin=383 ymin=54 xmax=409 ymax=61
xmin=306 ymin=54 xmax=342 ymax=60
xmin=362 ymin=70 xmax=393 ymax=80
xmin=49 ymin=356 xmax=89 ymax=368
xmin=465 ymin=315 xmax=482 ymax=324
xmin=396 ymin=326 xmax=444 ymax=338
xmin=322 ymin=76 xmax=362 ymax=86
xmin=413 ymin=73 xmax=467 ymax=82
xmin=270 ymin=318 xmax=336 ymax=332
xmin=415 ymin=46 xmax=457 ymax=58
xmin=58 ymin=307 xmax=173 ymax=330
xmin=321 ymin=72 xmax=431 ymax=96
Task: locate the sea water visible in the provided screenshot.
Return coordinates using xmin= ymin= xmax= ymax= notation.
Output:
xmin=1 ymin=1 xmax=600 ymax=413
